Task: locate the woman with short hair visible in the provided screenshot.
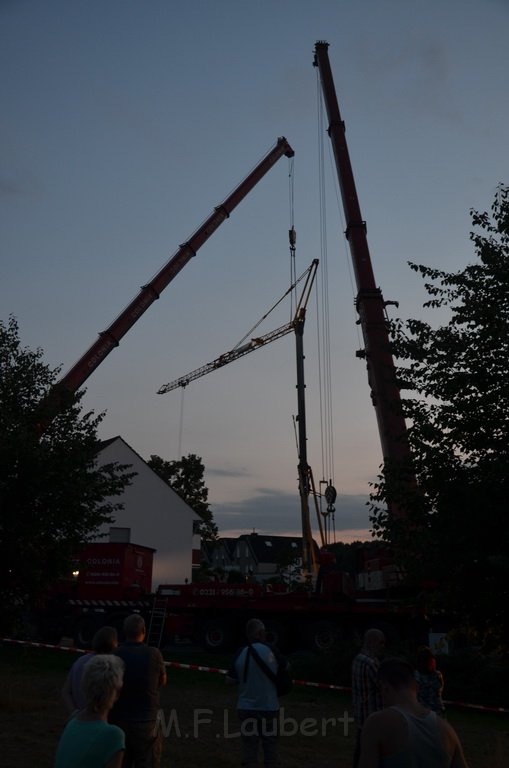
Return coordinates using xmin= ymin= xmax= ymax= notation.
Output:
xmin=55 ymin=654 xmax=125 ymax=768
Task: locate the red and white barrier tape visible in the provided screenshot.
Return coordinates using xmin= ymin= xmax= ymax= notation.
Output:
xmin=163 ymin=660 xmax=352 ymax=693
xmin=2 ymin=637 xmax=507 ymax=714
xmin=1 ymin=637 xmax=84 ymax=653
xmin=166 ymin=660 xmax=228 ymax=676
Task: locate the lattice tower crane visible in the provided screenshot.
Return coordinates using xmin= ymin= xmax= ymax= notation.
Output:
xmin=158 ymin=258 xmax=325 ymax=577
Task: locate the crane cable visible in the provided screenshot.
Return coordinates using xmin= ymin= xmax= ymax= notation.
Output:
xmin=316 ymin=74 xmax=368 ymax=543
xmin=288 ymin=163 xmax=325 ymax=551
xmin=288 ymin=156 xmax=297 ymax=319
xmin=177 ymin=384 xmax=185 ymax=459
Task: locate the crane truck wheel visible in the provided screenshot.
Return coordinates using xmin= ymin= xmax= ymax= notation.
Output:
xmin=73 ymin=614 xmax=98 ymax=649
xmin=305 ymin=620 xmax=337 ymax=653
xmin=200 ymin=618 xmax=235 ymax=651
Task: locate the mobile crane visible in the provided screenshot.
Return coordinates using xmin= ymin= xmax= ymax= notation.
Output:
xmin=144 ymin=52 xmax=425 ymax=651
xmin=158 ymin=258 xmax=324 ymax=577
xmin=31 ymin=53 xmax=423 ymax=651
xmin=35 ymin=137 xmax=294 ymax=431
xmin=313 ymin=42 xmax=412 ymax=517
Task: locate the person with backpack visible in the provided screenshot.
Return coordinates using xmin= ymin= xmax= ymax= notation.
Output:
xmin=226 ymin=618 xmax=290 ymax=768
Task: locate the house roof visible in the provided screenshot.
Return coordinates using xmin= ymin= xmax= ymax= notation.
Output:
xmin=96 ymin=436 xmax=200 ymax=520
xmin=97 ymin=435 xmax=156 ymax=472
xmin=96 ymin=436 xmax=120 ymax=452
xmin=238 ymin=533 xmax=318 ymax=565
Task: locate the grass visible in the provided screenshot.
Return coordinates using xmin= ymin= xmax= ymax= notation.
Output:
xmin=0 ymin=644 xmax=508 ymax=767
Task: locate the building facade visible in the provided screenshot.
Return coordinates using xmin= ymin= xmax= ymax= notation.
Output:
xmin=96 ymin=437 xmax=201 ymax=587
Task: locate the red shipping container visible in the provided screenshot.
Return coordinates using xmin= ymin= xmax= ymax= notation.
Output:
xmin=74 ymin=542 xmax=155 ymax=600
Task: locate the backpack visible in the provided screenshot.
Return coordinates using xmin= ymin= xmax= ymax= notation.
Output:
xmin=245 ymin=643 xmax=293 ymax=697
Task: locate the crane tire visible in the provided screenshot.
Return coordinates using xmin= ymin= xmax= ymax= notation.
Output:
xmin=73 ymin=614 xmax=98 ymax=649
xmin=305 ymin=620 xmax=338 ymax=652
xmin=200 ymin=618 xmax=235 ymax=651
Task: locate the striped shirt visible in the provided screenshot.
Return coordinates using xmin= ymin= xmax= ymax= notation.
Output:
xmin=352 ymin=652 xmax=382 ymax=727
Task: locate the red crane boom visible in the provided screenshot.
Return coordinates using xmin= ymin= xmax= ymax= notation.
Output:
xmin=313 ymin=42 xmax=411 ymax=483
xmin=38 ymin=137 xmax=294 ymax=428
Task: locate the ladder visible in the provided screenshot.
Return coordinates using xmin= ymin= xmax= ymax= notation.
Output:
xmin=146 ymin=596 xmax=168 ymax=648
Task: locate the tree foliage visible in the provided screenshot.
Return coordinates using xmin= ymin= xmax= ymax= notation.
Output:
xmin=370 ymin=185 xmax=509 ymax=637
xmin=0 ymin=317 xmax=133 ymax=617
xmin=148 ymin=453 xmax=218 ymax=542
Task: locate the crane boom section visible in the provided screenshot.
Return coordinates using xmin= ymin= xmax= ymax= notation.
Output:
xmin=313 ymin=42 xmax=409 ymax=469
xmin=157 ymin=321 xmax=295 ymax=394
xmin=39 ymin=137 xmax=294 ymax=428
xmin=158 ymin=259 xmax=319 ymax=395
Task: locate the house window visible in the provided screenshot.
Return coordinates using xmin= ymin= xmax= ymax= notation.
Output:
xmin=265 ymin=541 xmax=272 ymax=547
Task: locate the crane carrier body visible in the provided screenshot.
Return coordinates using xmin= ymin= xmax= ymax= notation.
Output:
xmin=39 ymin=544 xmax=424 ymax=652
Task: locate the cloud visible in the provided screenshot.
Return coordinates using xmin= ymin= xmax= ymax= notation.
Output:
xmin=207 ymin=465 xmax=252 ymax=479
xmin=212 ymin=490 xmax=372 ymax=537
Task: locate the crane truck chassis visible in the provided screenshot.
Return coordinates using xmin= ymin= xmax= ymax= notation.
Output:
xmin=155 ymin=577 xmax=427 ymax=653
xmin=34 ymin=543 xmax=427 ymax=654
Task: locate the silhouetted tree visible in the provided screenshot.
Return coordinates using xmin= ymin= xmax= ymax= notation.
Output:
xmin=0 ymin=316 xmax=133 ymax=624
xmin=370 ymin=185 xmax=509 ymax=639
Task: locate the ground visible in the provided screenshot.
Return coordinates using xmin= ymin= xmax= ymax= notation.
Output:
xmin=0 ymin=644 xmax=507 ymax=767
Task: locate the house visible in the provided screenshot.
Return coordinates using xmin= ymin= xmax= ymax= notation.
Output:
xmin=204 ymin=537 xmax=237 ymax=574
xmin=213 ymin=533 xmax=320 ymax=582
xmin=95 ymin=437 xmax=201 ymax=587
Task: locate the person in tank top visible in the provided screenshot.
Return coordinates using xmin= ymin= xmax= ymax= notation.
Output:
xmin=358 ymin=657 xmax=469 ymax=768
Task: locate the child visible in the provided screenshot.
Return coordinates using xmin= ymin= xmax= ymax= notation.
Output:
xmin=414 ymin=645 xmax=445 ymax=716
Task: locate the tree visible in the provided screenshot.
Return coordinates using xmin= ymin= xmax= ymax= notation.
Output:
xmin=370 ymin=185 xmax=509 ymax=638
xmin=275 ymin=546 xmax=302 ymax=588
xmin=148 ymin=453 xmax=218 ymax=542
xmin=328 ymin=540 xmax=378 ymax=578
xmin=0 ymin=317 xmax=134 ymax=623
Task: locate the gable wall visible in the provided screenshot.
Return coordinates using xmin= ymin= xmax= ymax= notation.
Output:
xmin=96 ymin=438 xmax=200 ymax=586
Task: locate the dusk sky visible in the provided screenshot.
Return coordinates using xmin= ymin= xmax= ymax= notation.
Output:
xmin=2 ymin=1 xmax=508 ymax=544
